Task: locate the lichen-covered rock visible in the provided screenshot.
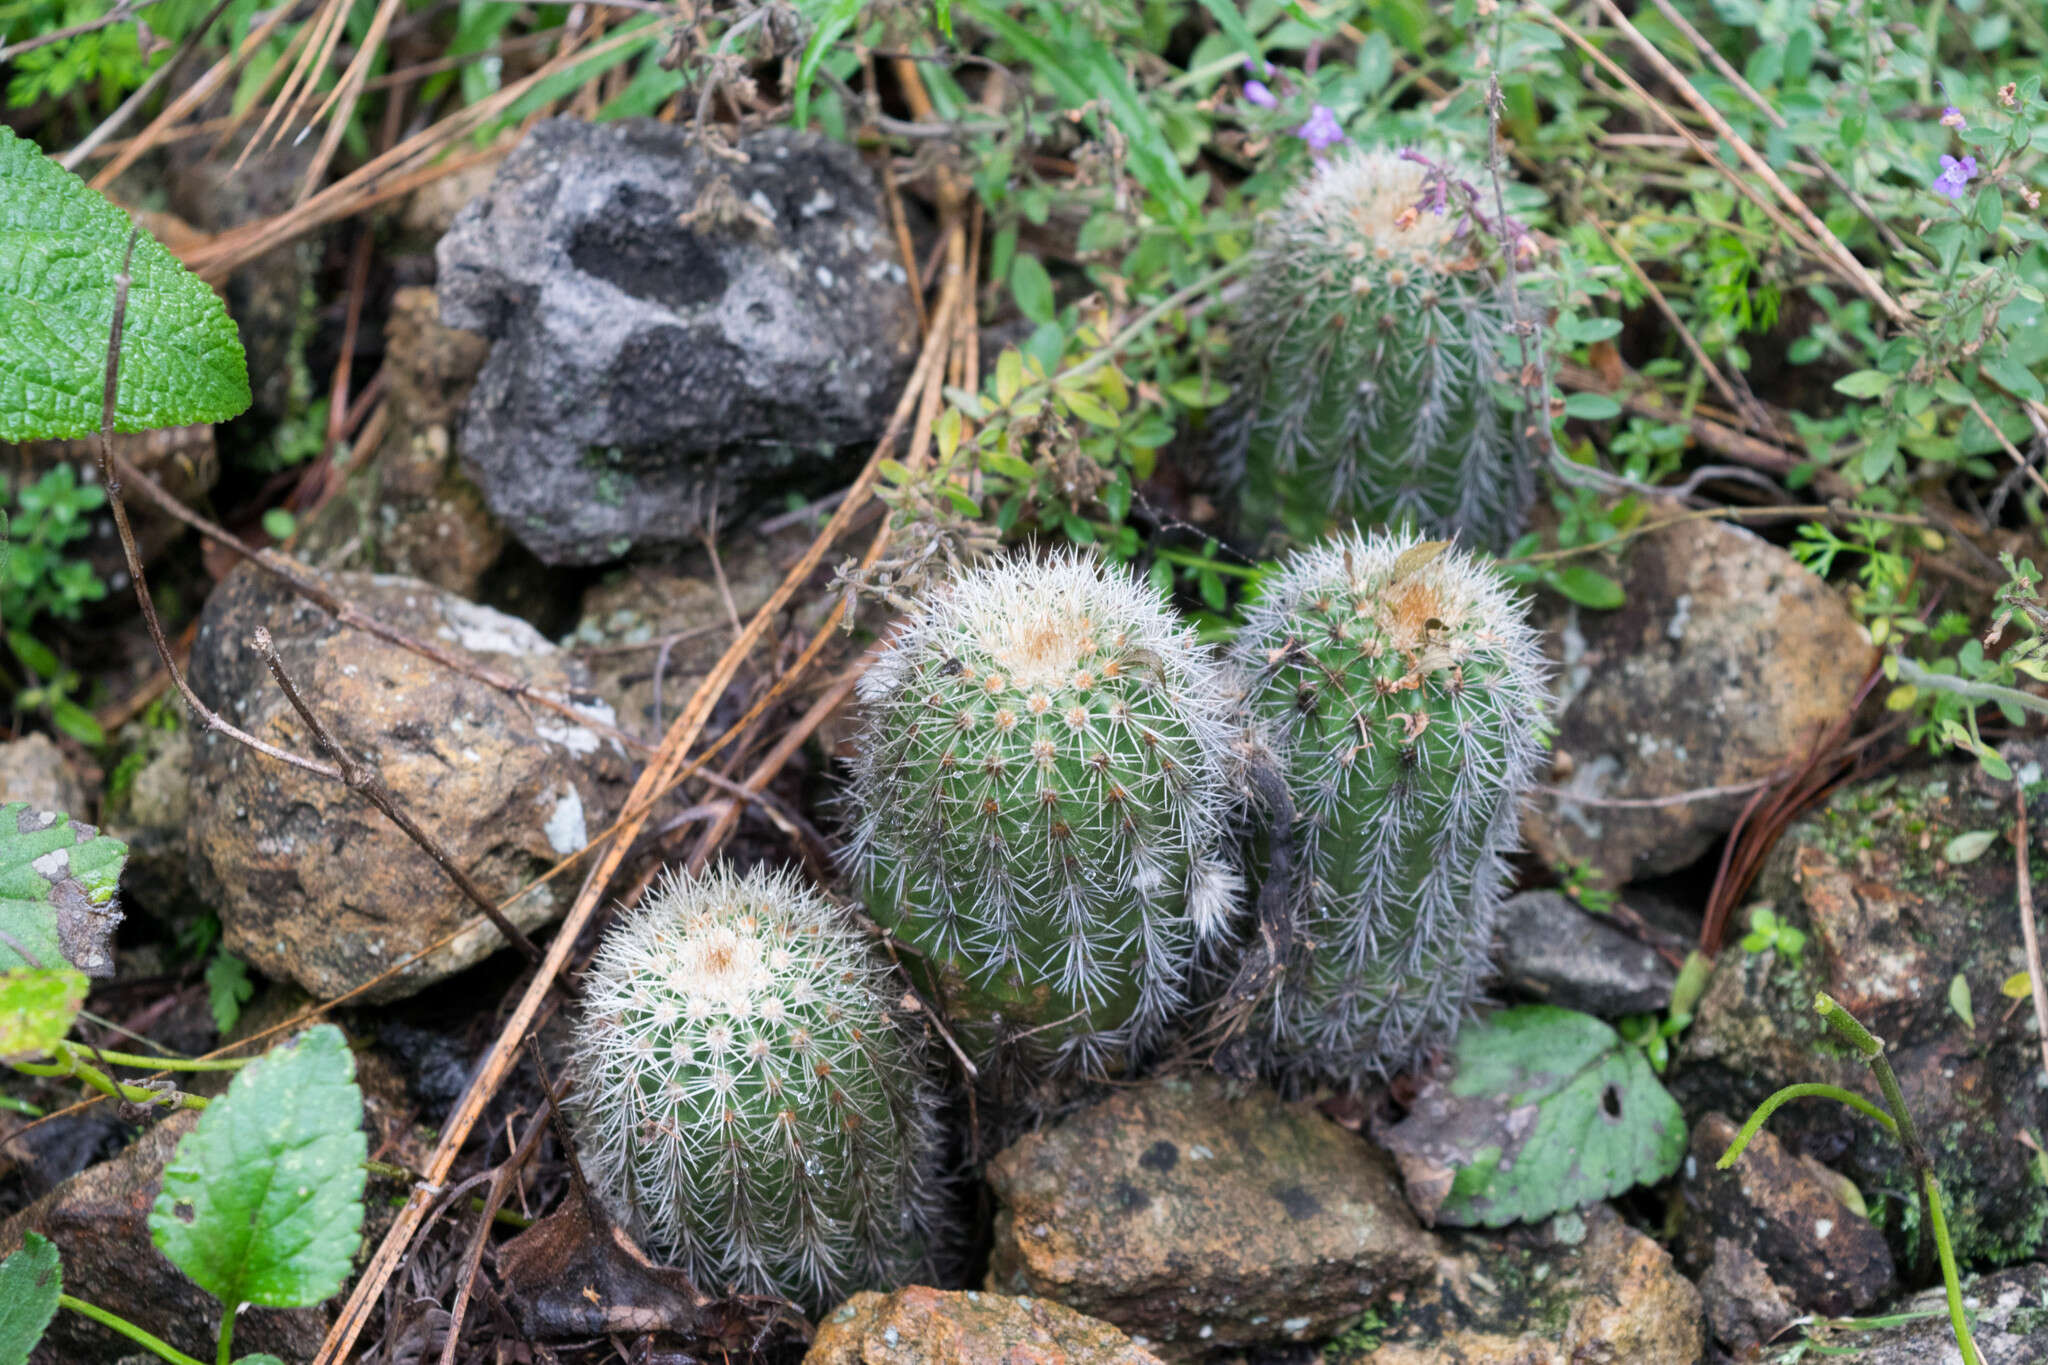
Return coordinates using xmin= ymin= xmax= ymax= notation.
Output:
xmin=1526 ymin=509 xmax=1875 ymax=885
xmin=101 ymin=725 xmax=196 ymax=923
xmin=808 ymin=1288 xmax=1164 ymax=1365
xmin=296 ymin=287 xmax=502 ymax=598
xmin=0 ymin=734 xmax=86 ymax=816
xmin=1680 ymin=1112 xmax=1893 ymax=1316
xmin=0 ymin=1113 xmax=328 ymax=1363
xmin=1676 ymin=751 xmax=2048 ymax=1271
xmin=439 ymin=118 xmax=918 ymax=564
xmin=186 ymin=563 xmax=629 ymax=1000
xmin=1351 ymin=1206 xmax=1705 ymax=1365
xmin=1492 ymin=889 xmax=1676 ymax=1017
xmin=985 ymin=1074 xmax=1434 ymax=1360
xmin=1838 ymin=1264 xmax=2048 ymax=1364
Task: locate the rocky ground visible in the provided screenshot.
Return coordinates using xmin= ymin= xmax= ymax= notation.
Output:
xmin=2 ymin=116 xmax=2045 ymax=1365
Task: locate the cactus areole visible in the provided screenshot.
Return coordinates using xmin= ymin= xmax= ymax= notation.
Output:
xmin=846 ymin=551 xmax=1241 ymax=1077
xmin=1222 ymin=145 xmax=1535 ymax=549
xmin=568 ymin=863 xmax=937 ymax=1312
xmin=1234 ymin=528 xmax=1548 ymax=1088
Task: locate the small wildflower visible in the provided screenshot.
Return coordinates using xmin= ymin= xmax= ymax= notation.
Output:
xmin=1941 ymin=104 xmax=1966 ymax=129
xmin=1243 ymin=79 xmax=1277 ymax=109
xmin=2000 ymin=82 xmax=2018 ymax=109
xmin=1932 ymin=153 xmax=1978 ymax=200
xmin=1297 ymin=105 xmax=1346 ymax=153
xmin=2025 ymin=186 xmax=2042 ymax=211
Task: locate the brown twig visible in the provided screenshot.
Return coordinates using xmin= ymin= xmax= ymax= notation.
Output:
xmin=2014 ymin=782 xmax=2048 ymax=1080
xmin=246 ymin=626 xmax=544 ymax=964
xmin=92 ymin=231 xmax=340 ymax=783
xmin=438 ymin=1083 xmax=554 ymax=1365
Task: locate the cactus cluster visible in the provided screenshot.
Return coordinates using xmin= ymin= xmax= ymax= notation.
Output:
xmin=568 ymin=863 xmax=938 ymax=1312
xmin=1232 ymin=527 xmax=1548 ymax=1089
xmin=843 ymin=549 xmax=1242 ymax=1078
xmin=1220 ymin=145 xmax=1535 ymax=550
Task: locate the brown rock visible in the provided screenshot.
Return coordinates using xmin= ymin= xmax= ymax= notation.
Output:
xmin=1524 ymin=510 xmax=1875 ymax=885
xmin=0 ymin=734 xmax=87 ymax=817
xmin=1357 ymin=1206 xmax=1705 ymax=1365
xmin=808 ymin=1287 xmax=1164 ymax=1365
xmin=102 ymin=726 xmax=197 ymax=924
xmin=1681 ymin=1113 xmax=1892 ymax=1316
xmin=1693 ymin=1239 xmax=1799 ymax=1354
xmin=985 ymin=1075 xmax=1435 ymax=1361
xmin=0 ymin=1113 xmax=327 ymax=1363
xmin=296 ymin=287 xmax=502 ymax=598
xmin=186 ymin=563 xmax=630 ymax=1000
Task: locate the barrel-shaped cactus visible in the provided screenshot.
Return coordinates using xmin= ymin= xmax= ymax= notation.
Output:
xmin=1221 ymin=145 xmax=1534 ymax=550
xmin=1233 ymin=528 xmax=1547 ymax=1088
xmin=568 ymin=863 xmax=938 ymax=1311
xmin=844 ymin=550 xmax=1242 ymax=1078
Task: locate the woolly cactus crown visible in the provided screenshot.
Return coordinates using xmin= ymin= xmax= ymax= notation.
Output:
xmin=1233 ymin=527 xmax=1548 ymax=1087
xmin=568 ymin=862 xmax=937 ymax=1312
xmin=1221 ymin=144 xmax=1535 ymax=550
xmin=845 ymin=549 xmax=1242 ymax=1077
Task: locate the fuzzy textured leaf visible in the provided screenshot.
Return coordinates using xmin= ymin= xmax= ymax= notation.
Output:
xmin=0 ymin=126 xmax=250 ymax=440
xmin=0 ymin=1231 xmax=61 ymax=1365
xmin=0 ymin=803 xmax=128 ymax=977
xmin=0 ymin=966 xmax=87 ymax=1060
xmin=149 ymin=1025 xmax=366 ymax=1310
xmin=1379 ymin=1005 xmax=1686 ymax=1227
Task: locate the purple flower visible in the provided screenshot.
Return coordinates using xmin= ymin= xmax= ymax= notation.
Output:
xmin=1243 ymin=78 xmax=1277 ymax=108
xmin=1941 ymin=104 xmax=1967 ymax=129
xmin=1932 ymin=153 xmax=1978 ymax=200
xmin=1296 ymin=104 xmax=1345 ymax=153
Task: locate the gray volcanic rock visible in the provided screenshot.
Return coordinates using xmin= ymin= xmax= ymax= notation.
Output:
xmin=438 ymin=118 xmax=917 ymax=564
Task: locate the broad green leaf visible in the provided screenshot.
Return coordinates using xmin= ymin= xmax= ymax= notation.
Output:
xmin=2003 ymin=971 xmax=2033 ymax=999
xmin=1833 ymin=369 xmax=1892 ymax=399
xmin=1560 ymin=392 xmax=1621 ymax=421
xmin=150 ymin=1025 xmax=366 ymax=1310
xmin=1379 ymin=1005 xmax=1686 ymax=1227
xmin=0 ymin=127 xmax=249 ymax=441
xmin=1009 ymin=254 xmax=1056 ymax=326
xmin=235 ymin=1358 xmax=288 ymax=1365
xmin=0 ymin=803 xmax=128 ymax=977
xmin=206 ymin=951 xmax=254 ymax=1035
xmin=1949 ymin=974 xmax=1976 ymax=1031
xmin=1943 ymin=829 xmax=1998 ymax=864
xmin=790 ymin=0 xmax=862 ymax=128
xmin=1545 ymin=566 xmax=1626 ymax=610
xmin=0 ymin=1231 xmax=61 ymax=1365
xmin=0 ymin=966 xmax=86 ymax=1060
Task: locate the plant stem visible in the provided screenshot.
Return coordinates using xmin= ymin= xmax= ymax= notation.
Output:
xmin=0 ymin=1093 xmax=44 ymax=1116
xmin=216 ymin=1301 xmax=236 ymax=1365
xmin=87 ymin=1047 xmax=252 ymax=1072
xmin=58 ymin=1293 xmax=208 ymax=1365
xmin=1716 ymin=1082 xmax=1899 ymax=1168
xmin=9 ymin=1043 xmax=209 ymax=1111
xmin=1893 ymin=655 xmax=2048 ymax=720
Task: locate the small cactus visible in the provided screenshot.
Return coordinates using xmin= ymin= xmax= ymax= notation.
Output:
xmin=568 ymin=863 xmax=938 ymax=1312
xmin=844 ymin=550 xmax=1242 ymax=1078
xmin=1221 ymin=145 xmax=1535 ymax=550
xmin=1232 ymin=527 xmax=1547 ymax=1088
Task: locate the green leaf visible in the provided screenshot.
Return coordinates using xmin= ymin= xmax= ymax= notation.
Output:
xmin=206 ymin=952 xmax=254 ymax=1035
xmin=1832 ymin=369 xmax=1892 ymax=399
xmin=1379 ymin=1005 xmax=1687 ymax=1227
xmin=150 ymin=1025 xmax=367 ymax=1311
xmin=0 ymin=1232 xmax=61 ymax=1365
xmin=1545 ymin=566 xmax=1625 ymax=610
xmin=1190 ymin=0 xmax=1260 ymax=61
xmin=0 ymin=127 xmax=249 ymax=441
xmin=2003 ymin=971 xmax=2033 ymax=999
xmin=0 ymin=966 xmax=86 ymax=1060
xmin=1060 ymin=388 xmax=1119 ymax=428
xmin=789 ymin=0 xmax=862 ymax=128
xmin=260 ymin=508 xmax=297 ymax=541
xmin=1165 ymin=375 xmax=1230 ymax=408
xmin=1943 ymin=829 xmax=1997 ymax=864
xmin=1983 ymin=353 xmax=2047 ymax=403
xmin=1950 ymin=974 xmax=1976 ymax=1031
xmin=1009 ymin=254 xmax=1056 ymax=326
xmin=1561 ymin=392 xmax=1622 ymax=421
xmin=0 ymin=803 xmax=128 ymax=976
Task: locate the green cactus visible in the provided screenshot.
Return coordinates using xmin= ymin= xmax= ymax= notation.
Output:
xmin=844 ymin=550 xmax=1242 ymax=1078
xmin=567 ymin=863 xmax=938 ymax=1312
xmin=1233 ymin=527 xmax=1548 ymax=1088
xmin=1221 ymin=145 xmax=1535 ymax=549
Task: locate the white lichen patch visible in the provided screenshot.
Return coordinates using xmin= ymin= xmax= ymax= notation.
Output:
xmin=543 ymin=786 xmax=587 ymax=855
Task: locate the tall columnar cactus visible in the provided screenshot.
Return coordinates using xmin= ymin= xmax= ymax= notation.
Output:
xmin=844 ymin=550 xmax=1242 ymax=1078
xmin=1221 ymin=145 xmax=1535 ymax=550
xmin=568 ymin=863 xmax=938 ymax=1312
xmin=1233 ymin=527 xmax=1547 ymax=1088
